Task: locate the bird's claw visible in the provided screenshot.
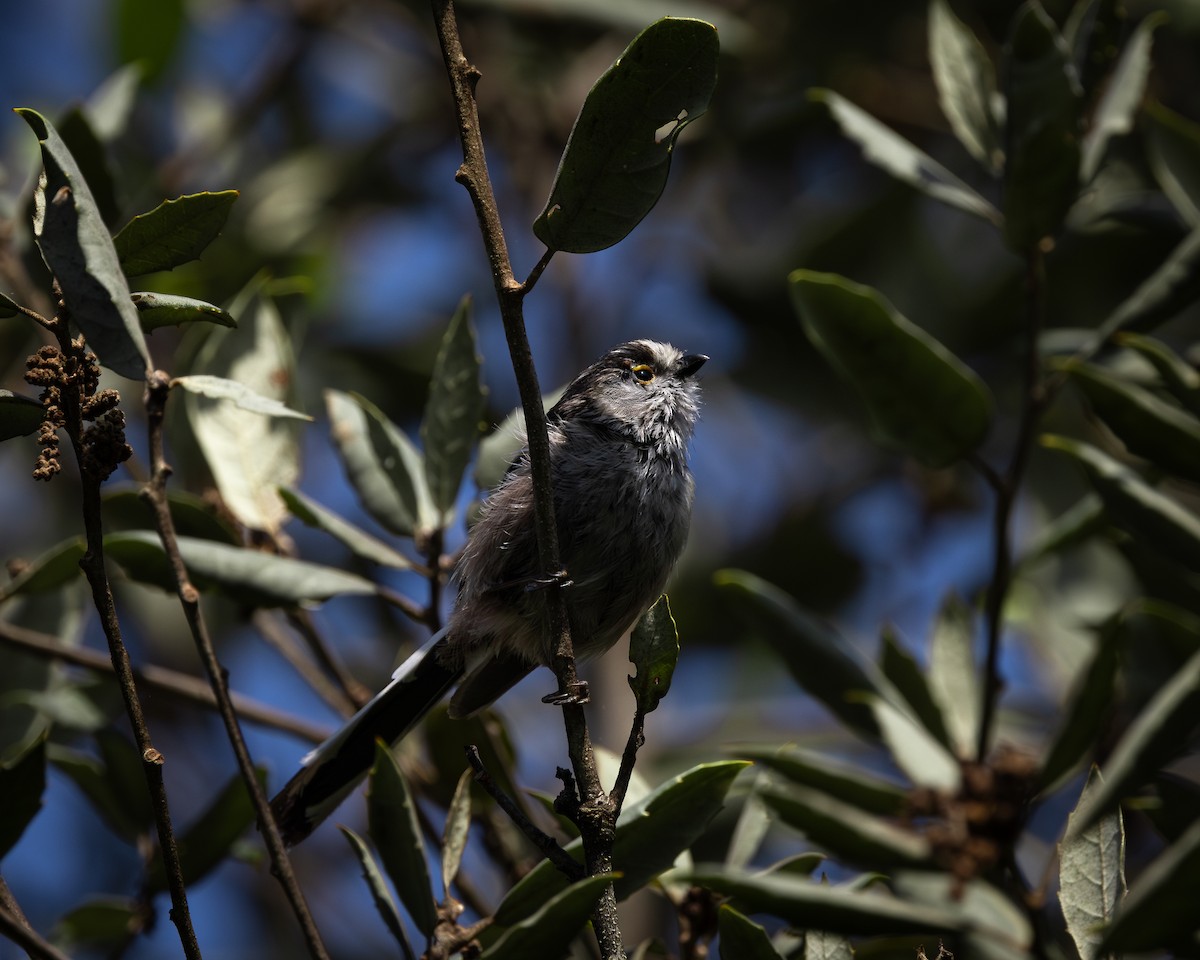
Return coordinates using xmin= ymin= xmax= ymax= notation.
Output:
xmin=541 ymin=680 xmax=590 ymax=706
xmin=524 ymin=569 xmax=573 ymax=592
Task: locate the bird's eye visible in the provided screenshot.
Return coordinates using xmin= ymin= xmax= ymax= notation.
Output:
xmin=631 ymin=364 xmax=655 ymax=383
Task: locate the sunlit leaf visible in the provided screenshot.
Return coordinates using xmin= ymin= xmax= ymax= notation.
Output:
xmin=928 ymin=0 xmax=1001 ymax=172
xmin=113 ymin=190 xmax=239 ymax=276
xmin=1059 ymin=767 xmax=1125 ymax=960
xmin=628 ymin=595 xmax=679 ymax=714
xmin=174 ymin=374 xmax=310 ymax=421
xmin=866 ymin=694 xmax=962 ymax=791
xmin=892 ymin=871 xmax=1033 ymax=959
xmin=533 ymin=17 xmax=719 ymax=253
xmin=790 ymin=270 xmax=993 ymax=468
xmin=441 ymin=768 xmax=473 ymax=898
xmin=879 ymin=627 xmax=953 ymax=750
xmin=474 ymin=387 xmax=566 ymax=490
xmin=927 ymin=593 xmax=981 ymax=757
xmin=132 ymin=292 xmax=236 ymax=331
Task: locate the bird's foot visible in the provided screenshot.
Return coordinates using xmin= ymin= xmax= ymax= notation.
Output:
xmin=524 ymin=569 xmax=573 ymax=592
xmin=541 ymin=680 xmax=590 ymax=706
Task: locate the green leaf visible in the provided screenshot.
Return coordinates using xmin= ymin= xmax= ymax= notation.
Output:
xmin=628 ymin=595 xmax=679 ymax=714
xmin=1001 ymin=2 xmax=1083 ymax=249
xmin=1145 ymin=100 xmax=1200 ymax=226
xmin=1079 ymin=14 xmax=1163 ymax=181
xmin=533 ymin=17 xmax=719 ymax=253
xmin=48 ymin=735 xmax=152 ymax=843
xmin=279 ymin=487 xmax=414 ymax=569
xmin=1042 ymin=434 xmax=1200 ymax=570
xmin=16 ymin=108 xmax=150 ymax=380
xmin=441 ymin=768 xmax=473 ymax=898
xmin=928 ymin=0 xmax=1002 ymax=173
xmin=112 ymin=191 xmax=239 ymax=277
xmin=1057 ymin=358 xmax=1200 ymax=484
xmin=810 ymin=88 xmax=1000 ymax=224
xmin=715 ymin=568 xmax=884 ymax=737
xmin=474 ymin=387 xmax=566 ymax=490
xmin=892 ymin=871 xmax=1033 ymax=959
xmin=53 ymin=896 xmax=142 ymax=950
xmin=759 ymin=784 xmax=931 ymax=867
xmin=104 ymin=531 xmax=377 ymax=606
xmin=53 ymin=107 xmax=119 ymax=227
xmin=878 ymin=626 xmax=953 ymax=750
xmin=0 ymin=736 xmax=46 ymax=859
xmin=1059 ymin=767 xmax=1125 ymax=960
xmin=926 ymin=593 xmax=980 ymax=758
xmin=326 ymin=389 xmax=435 ymax=539
xmin=866 ymin=693 xmax=962 ymax=791
xmin=114 ymin=0 xmax=184 ymax=84
xmin=132 ymin=292 xmax=236 ymax=331
xmin=1115 ymin=332 xmax=1200 ymax=417
xmin=422 ymin=296 xmax=485 ymax=524
xmin=185 ymin=290 xmax=303 ymax=532
xmin=496 ymin=761 xmax=748 ymax=924
xmin=481 ymin=874 xmax=615 ymax=960
xmin=101 ymin=485 xmax=240 ymax=545
xmin=367 ymin=741 xmax=438 ymax=937
xmin=717 ymin=904 xmax=783 ymax=960
xmin=339 ymin=826 xmax=414 ymax=953
xmin=1070 ymin=646 xmax=1200 ymax=835
xmin=0 ymin=390 xmax=45 ymax=441
xmin=146 ymin=767 xmax=267 ymax=892
xmin=173 ymin=374 xmax=310 ymax=420
xmin=1017 ymin=494 xmax=1105 ymax=567
xmin=742 ymin=745 xmax=907 ymax=816
xmin=790 ymin=269 xmax=993 ymax=467
xmin=1095 ymin=225 xmax=1200 ymax=341
xmin=0 ymin=537 xmax=85 ymax=603
xmin=804 ymin=925 xmax=855 ymax=960
xmin=724 ymin=785 xmax=771 ymax=870
xmin=1100 ymin=815 xmax=1200 ymax=954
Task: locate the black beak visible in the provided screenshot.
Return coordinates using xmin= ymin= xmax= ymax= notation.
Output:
xmin=678 ymin=354 xmax=709 ymax=378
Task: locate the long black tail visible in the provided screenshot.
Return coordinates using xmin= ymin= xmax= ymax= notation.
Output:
xmin=270 ymin=631 xmax=461 ymax=846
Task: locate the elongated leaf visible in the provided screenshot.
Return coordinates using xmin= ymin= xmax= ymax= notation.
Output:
xmin=927 ymin=593 xmax=980 ymax=757
xmin=725 ymin=784 xmax=771 ymax=870
xmin=104 ymin=531 xmax=377 ymax=606
xmin=0 ymin=538 xmax=85 ymax=603
xmin=1080 ymin=14 xmax=1163 ymax=181
xmin=174 ymin=374 xmax=310 ymax=420
xmin=279 ymin=487 xmax=414 ymax=569
xmin=0 ymin=291 xmax=22 ymax=316
xmin=1115 ymin=332 xmax=1200 ymax=417
xmin=879 ymin=627 xmax=953 ymax=750
xmin=368 ymin=741 xmax=438 ymax=937
xmin=1064 ymin=0 xmax=1124 ymax=95
xmin=716 ymin=568 xmax=884 ymax=737
xmin=17 ymin=108 xmax=149 ymax=380
xmin=1058 ymin=359 xmax=1200 ymax=484
xmin=866 ymin=694 xmax=962 ymax=791
xmin=810 ymin=88 xmax=1000 ymax=224
xmin=1071 ymin=646 xmax=1200 ymax=834
xmin=48 ymin=735 xmax=152 ymax=843
xmin=1059 ymin=767 xmax=1125 ymax=960
xmin=1042 ymin=434 xmax=1200 ymax=570
xmin=113 ymin=191 xmax=239 ymax=277
xmin=0 ymin=390 xmax=44 ymax=441
xmin=1001 ymin=2 xmax=1083 ymax=249
xmin=496 ymin=761 xmax=747 ymax=924
xmin=101 ymin=486 xmax=240 ymax=545
xmin=533 ymin=17 xmax=719 ymax=253
xmin=1018 ymin=494 xmax=1105 ymax=567
xmin=892 ymin=871 xmax=1033 ymax=960
xmin=340 ymin=826 xmax=413 ymax=953
xmin=0 ymin=736 xmax=46 ymax=859
xmin=928 ymin=0 xmax=1001 ymax=172
xmin=55 ymin=107 xmax=118 ymax=226
xmin=185 ymin=291 xmax=303 ymax=532
xmin=1100 ymin=814 xmax=1200 ymax=954
xmin=132 ymin=292 xmax=236 ymax=331
xmin=743 ymin=745 xmax=906 ymax=816
xmin=422 ymin=297 xmax=484 ymax=523
xmin=441 ymin=769 xmax=473 ymax=898
xmin=717 ymin=905 xmax=783 ymax=960
xmin=482 ymin=874 xmax=614 ymax=960
xmin=790 ymin=270 xmax=993 ymax=468
xmin=1096 ymin=225 xmax=1200 ymax=340
xmin=628 ymin=595 xmax=679 ymax=714
xmin=1145 ymin=100 xmax=1200 ymax=225
xmin=760 ymin=785 xmax=931 ymax=867
xmin=53 ymin=897 xmax=142 ymax=951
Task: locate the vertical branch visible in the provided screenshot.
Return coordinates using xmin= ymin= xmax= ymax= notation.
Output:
xmin=977 ymin=247 xmax=1048 ymax=762
xmin=141 ymin=372 xmax=331 ymax=960
xmin=429 ymin=2 xmax=622 ymax=954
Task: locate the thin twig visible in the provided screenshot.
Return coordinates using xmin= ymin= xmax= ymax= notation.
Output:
xmin=252 ymin=610 xmax=357 ymax=718
xmin=142 ymin=371 xmax=330 ymax=960
xmin=610 ymin=708 xmax=647 ymax=816
xmin=376 ymin=584 xmax=434 ymax=624
xmin=0 ymin=902 xmax=71 ymax=960
xmin=465 ymin=746 xmax=583 ymax=881
xmin=0 ymin=620 xmax=330 ymax=744
xmin=285 ymin=608 xmax=372 ymax=708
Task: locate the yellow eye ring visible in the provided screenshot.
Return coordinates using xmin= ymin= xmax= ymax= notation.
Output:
xmin=631 ymin=364 xmax=655 ymax=383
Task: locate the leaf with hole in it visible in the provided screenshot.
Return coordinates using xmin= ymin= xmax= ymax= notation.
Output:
xmin=16 ymin=108 xmax=149 ymax=380
xmin=1057 ymin=358 xmax=1200 ymax=484
xmin=0 ymin=736 xmax=46 ymax=859
xmin=481 ymin=873 xmax=616 ymax=960
xmin=790 ymin=270 xmax=993 ymax=468
xmin=132 ymin=292 xmax=236 ymax=331
xmin=717 ymin=904 xmax=783 ymax=960
xmin=628 ymin=595 xmax=679 ymax=714
xmin=368 ymin=741 xmax=438 ymax=937
xmin=422 ymin=296 xmax=485 ymax=524
xmin=927 ymin=593 xmax=981 ymax=758
xmin=1042 ymin=434 xmax=1200 ymax=570
xmin=533 ymin=17 xmax=718 ymax=253
xmin=279 ymin=487 xmax=414 ymax=570
xmin=441 ymin=769 xmax=473 ymax=898
xmin=1059 ymin=767 xmax=1125 ymax=960
xmin=1002 ymin=3 xmax=1083 ymax=249
xmin=104 ymin=531 xmax=377 ymax=607
xmin=340 ymin=826 xmax=414 ymax=953
xmin=1116 ymin=332 xmax=1200 ymax=417
xmin=810 ymin=88 xmax=1000 ymax=224
xmin=0 ymin=390 xmax=44 ymax=442
xmin=1145 ymin=100 xmax=1200 ymax=226
xmin=928 ymin=0 xmax=1001 ymax=173
xmin=113 ymin=191 xmax=239 ymax=277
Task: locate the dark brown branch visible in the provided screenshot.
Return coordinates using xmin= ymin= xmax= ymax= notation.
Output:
xmin=142 ymin=371 xmax=330 ymax=960
xmin=610 ymin=707 xmax=647 ymax=816
xmin=0 ymin=620 xmax=330 ymax=744
xmin=0 ymin=901 xmax=71 ymax=960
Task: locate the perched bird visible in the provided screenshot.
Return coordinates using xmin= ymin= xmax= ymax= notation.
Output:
xmin=270 ymin=339 xmax=706 ymax=844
